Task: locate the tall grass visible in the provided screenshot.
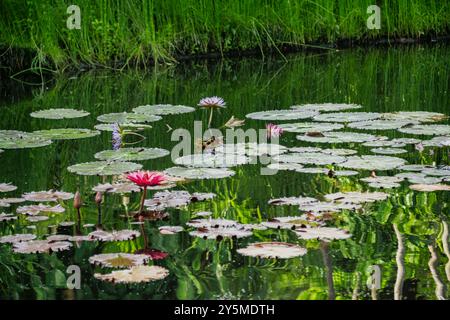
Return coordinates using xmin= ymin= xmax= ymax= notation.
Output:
xmin=0 ymin=0 xmax=449 ymax=69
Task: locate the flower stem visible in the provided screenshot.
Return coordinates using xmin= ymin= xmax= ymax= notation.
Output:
xmin=138 ymin=186 xmax=147 ymax=214
xmin=208 ymin=108 xmax=214 ymax=128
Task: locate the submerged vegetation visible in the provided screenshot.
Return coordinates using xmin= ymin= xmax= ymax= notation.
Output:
xmin=0 ymin=0 xmax=449 ymax=69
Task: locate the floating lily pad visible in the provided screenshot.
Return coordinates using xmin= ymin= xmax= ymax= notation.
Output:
xmin=47 ymin=235 xmax=72 ymax=242
xmin=186 ymin=218 xmax=238 ymax=228
xmin=290 ymin=103 xmax=362 ymax=112
xmin=17 ymin=204 xmax=65 ymax=216
xmin=159 ymin=226 xmax=184 ymax=235
xmin=246 ymin=109 xmax=318 ymax=121
xmin=348 ymin=120 xmax=415 ymax=130
xmin=30 ymin=108 xmax=89 ymax=119
xmin=423 ymin=136 xmax=450 ymax=147
xmin=95 ymin=147 xmax=169 ymax=162
xmin=132 ymin=104 xmax=195 ymax=115
xmin=381 ymin=111 xmax=447 ymax=123
xmin=362 ymin=140 xmax=406 ymax=148
xmin=289 ymin=147 xmax=323 ymax=153
xmin=22 ymin=190 xmax=74 ymax=202
xmin=360 ymin=175 xmax=403 ymax=187
xmin=92 ymin=183 xmax=140 ymax=193
xmin=0 ymin=213 xmax=17 ymax=221
xmin=421 ymin=168 xmax=450 ymax=177
xmin=396 ymin=173 xmax=444 ymax=185
xmin=297 ymin=132 xmax=380 ymax=144
xmin=324 ymin=191 xmax=389 ymax=204
xmin=0 ymin=131 xmax=52 ymax=149
xmin=0 ymin=183 xmax=17 ymax=192
xmin=398 ymin=164 xmax=435 ymax=172
xmin=27 ymin=216 xmax=49 ymax=222
xmin=294 ymin=227 xmax=352 ymax=240
xmin=266 ymin=163 xmax=304 ymax=172
xmin=94 ymin=123 xmax=152 ymax=131
xmin=391 ymin=138 xmax=422 ymax=145
xmin=237 ymin=242 xmax=307 ymax=259
xmin=409 ymin=184 xmax=450 ymax=192
xmin=399 ymin=124 xmax=450 ymax=136
xmin=299 ymin=201 xmax=361 ymax=213
xmin=164 ymin=167 xmax=235 ymax=179
xmin=97 ymin=112 xmax=162 ymax=124
xmin=88 ymin=230 xmax=141 ymax=242
xmin=333 ymin=170 xmax=359 ymax=176
xmin=189 ymin=227 xmax=252 ymax=240
xmin=274 ymin=152 xmax=347 ymax=165
xmin=262 ymin=216 xmax=313 ymax=230
xmin=13 ymin=240 xmax=72 ymax=254
xmin=0 ymin=233 xmax=36 ymax=243
xmin=339 ymin=155 xmax=407 ymax=171
xmin=144 ymin=190 xmax=215 ymax=210
xmin=313 ymin=112 xmax=381 ymax=123
xmin=174 ymin=153 xmax=250 ymax=168
xmin=321 ymin=148 xmax=358 ymax=156
xmin=68 ymin=161 xmax=142 ymax=176
xmin=215 ymin=143 xmax=287 ymax=156
xmin=295 ymin=167 xmax=330 ymax=174
xmin=371 ymin=147 xmax=407 ymax=155
xmin=33 ymin=128 xmax=100 ymax=140
xmin=268 ymin=196 xmax=318 ymax=206
xmin=89 ymin=253 xmax=150 ymax=268
xmin=278 ymin=122 xmax=344 ymax=133
xmin=94 ymin=265 xmax=169 ymax=283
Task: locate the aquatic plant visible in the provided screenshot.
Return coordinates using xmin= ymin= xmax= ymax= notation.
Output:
xmin=126 ymin=171 xmax=168 ymax=214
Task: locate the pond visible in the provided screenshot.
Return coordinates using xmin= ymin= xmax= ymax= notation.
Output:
xmin=0 ymin=45 xmax=449 ymax=300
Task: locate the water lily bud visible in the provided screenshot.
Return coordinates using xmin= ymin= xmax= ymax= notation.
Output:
xmin=95 ymin=192 xmax=103 ymax=205
xmin=73 ymin=191 xmax=82 ymax=209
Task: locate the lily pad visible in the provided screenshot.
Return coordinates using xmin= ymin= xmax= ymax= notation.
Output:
xmin=321 ymin=148 xmax=358 ymax=156
xmin=399 ymin=124 xmax=450 ymax=136
xmin=92 ymin=183 xmax=140 ymax=194
xmin=95 ymin=147 xmax=169 ymax=162
xmin=89 ymin=253 xmax=150 ymax=268
xmin=132 ymin=104 xmax=195 ymax=115
xmin=68 ymin=161 xmax=142 ymax=176
xmin=0 ymin=183 xmax=17 ymax=192
xmin=409 ymin=184 xmax=450 ymax=192
xmin=421 ymin=168 xmax=450 ymax=177
xmin=215 ymin=143 xmax=287 ymax=156
xmin=290 ymin=103 xmax=362 ymax=112
xmin=0 ymin=131 xmax=52 ymax=149
xmin=30 ymin=108 xmax=89 ymax=119
xmin=13 ymin=240 xmax=72 ymax=254
xmin=299 ymin=201 xmax=361 ymax=213
xmin=27 ymin=216 xmax=49 ymax=222
xmin=339 ymin=155 xmax=407 ymax=171
xmin=278 ymin=122 xmax=344 ymax=133
xmin=381 ymin=111 xmax=447 ymax=123
xmin=370 ymin=147 xmax=407 ymax=155
xmin=0 ymin=213 xmax=17 ymax=222
xmin=268 ymin=196 xmax=318 ymax=206
xmin=33 ymin=128 xmax=100 ymax=140
xmin=398 ymin=164 xmax=435 ymax=172
xmin=94 ymin=123 xmax=152 ymax=132
xmin=189 ymin=227 xmax=252 ymax=240
xmin=273 ymin=152 xmax=347 ymax=165
xmin=164 ymin=167 xmax=235 ymax=180
xmin=348 ymin=120 xmax=415 ymax=130
xmin=159 ymin=226 xmax=184 ymax=235
xmin=0 ymin=233 xmax=36 ymax=243
xmin=94 ymin=265 xmax=169 ymax=283
xmin=88 ymin=230 xmax=141 ymax=242
xmin=97 ymin=112 xmax=162 ymax=124
xmin=297 ymin=132 xmax=380 ymax=144
xmin=324 ymin=191 xmax=389 ymax=204
xmin=144 ymin=190 xmax=215 ymax=210
xmin=17 ymin=204 xmax=65 ymax=216
xmin=266 ymin=163 xmax=304 ymax=172
xmin=174 ymin=153 xmax=249 ymax=168
xmin=313 ymin=112 xmax=381 ymax=123
xmin=237 ymin=242 xmax=307 ymax=259
xmin=186 ymin=218 xmax=238 ymax=228
xmin=22 ymin=190 xmax=74 ymax=202
xmin=362 ymin=140 xmax=406 ymax=148
xmin=246 ymin=109 xmax=318 ymax=121
xmin=423 ymin=136 xmax=450 ymax=147
xmin=294 ymin=227 xmax=352 ymax=240
xmin=47 ymin=235 xmax=72 ymax=242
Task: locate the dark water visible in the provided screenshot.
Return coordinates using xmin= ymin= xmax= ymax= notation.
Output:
xmin=0 ymin=45 xmax=449 ymax=300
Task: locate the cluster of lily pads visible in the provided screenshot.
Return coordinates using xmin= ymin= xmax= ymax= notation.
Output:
xmin=1 ymin=102 xmax=449 ymax=286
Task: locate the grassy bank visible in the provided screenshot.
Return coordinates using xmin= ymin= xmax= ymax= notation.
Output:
xmin=0 ymin=0 xmax=449 ymax=70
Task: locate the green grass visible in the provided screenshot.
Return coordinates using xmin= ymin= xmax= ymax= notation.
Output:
xmin=0 ymin=0 xmax=449 ymax=69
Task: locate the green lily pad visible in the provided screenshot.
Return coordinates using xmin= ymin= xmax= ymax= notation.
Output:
xmin=423 ymin=136 xmax=450 ymax=147
xmin=370 ymin=147 xmax=407 ymax=155
xmin=398 ymin=124 xmax=450 ymax=136
xmin=294 ymin=227 xmax=352 ymax=240
xmin=278 ymin=122 xmax=344 ymax=133
xmin=273 ymin=152 xmax=347 ymax=165
xmin=339 ymin=155 xmax=407 ymax=171
xmin=97 ymin=112 xmax=162 ymax=124
xmin=94 ymin=123 xmax=152 ymax=131
xmin=30 ymin=108 xmax=89 ymax=119
xmin=237 ymin=242 xmax=307 ymax=259
xmin=325 ymin=191 xmax=389 ymax=203
xmin=164 ymin=166 xmax=235 ymax=179
xmin=381 ymin=111 xmax=447 ymax=123
xmin=290 ymin=103 xmax=362 ymax=112
xmin=246 ymin=109 xmax=318 ymax=121
xmin=297 ymin=132 xmax=380 ymax=144
xmin=0 ymin=183 xmax=17 ymax=192
xmin=313 ymin=112 xmax=381 ymax=123
xmin=132 ymin=104 xmax=195 ymax=115
xmin=348 ymin=120 xmax=416 ymax=130
xmin=174 ymin=153 xmax=249 ymax=168
xmin=94 ymin=147 xmax=169 ymax=161
xmin=67 ymin=161 xmax=142 ymax=176
xmin=0 ymin=131 xmax=52 ymax=149
xmin=215 ymin=143 xmax=287 ymax=156
xmin=33 ymin=128 xmax=100 ymax=140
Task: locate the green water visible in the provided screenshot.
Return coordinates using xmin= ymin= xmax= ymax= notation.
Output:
xmin=0 ymin=45 xmax=449 ymax=300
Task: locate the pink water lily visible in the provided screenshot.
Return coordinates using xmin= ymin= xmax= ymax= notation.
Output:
xmin=127 ymin=171 xmax=168 ymax=214
xmin=266 ymin=123 xmax=283 ymax=139
xmin=198 ymin=96 xmax=226 ymax=108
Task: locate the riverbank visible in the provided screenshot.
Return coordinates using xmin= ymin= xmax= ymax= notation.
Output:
xmin=1 ymin=0 xmax=449 ymax=72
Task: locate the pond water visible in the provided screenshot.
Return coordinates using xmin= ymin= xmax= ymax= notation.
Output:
xmin=0 ymin=45 xmax=449 ymax=300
